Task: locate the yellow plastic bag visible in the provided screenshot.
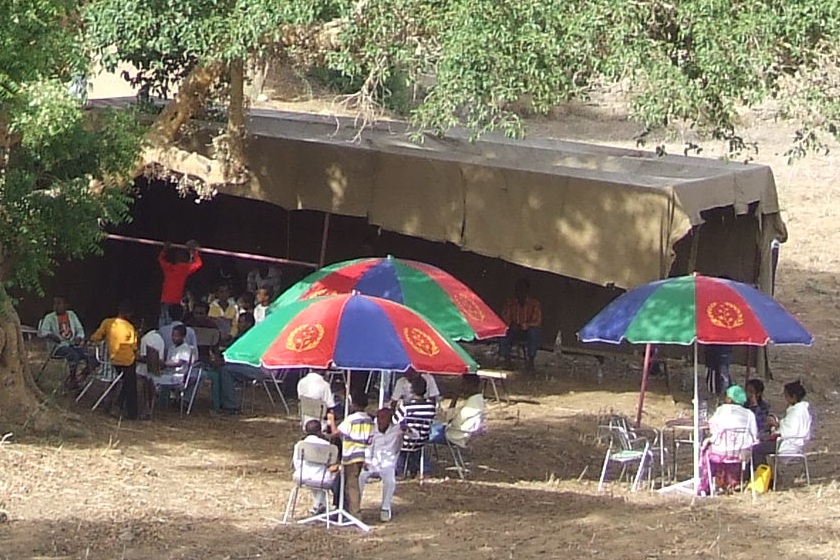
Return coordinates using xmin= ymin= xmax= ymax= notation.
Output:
xmin=747 ymin=464 xmax=772 ymax=493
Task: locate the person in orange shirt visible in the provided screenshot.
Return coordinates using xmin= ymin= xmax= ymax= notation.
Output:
xmin=501 ymin=278 xmax=542 ymax=370
xmin=91 ymin=301 xmax=139 ymax=419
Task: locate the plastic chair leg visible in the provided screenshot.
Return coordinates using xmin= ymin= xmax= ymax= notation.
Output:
xmin=283 ymin=486 xmax=299 ymax=524
xmin=598 ymin=449 xmax=611 ymax=492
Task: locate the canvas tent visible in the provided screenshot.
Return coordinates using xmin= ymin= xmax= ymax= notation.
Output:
xmin=208 ymin=109 xmax=784 ymax=295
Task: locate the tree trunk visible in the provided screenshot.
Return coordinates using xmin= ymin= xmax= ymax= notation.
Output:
xmin=0 ymin=291 xmax=43 ymax=429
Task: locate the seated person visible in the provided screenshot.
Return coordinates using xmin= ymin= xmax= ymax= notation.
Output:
xmin=38 ymin=296 xmax=94 ymax=390
xmin=395 ymin=377 xmax=436 ymax=478
xmin=500 ymin=278 xmax=542 ymax=370
xmin=159 ymin=303 xmax=198 ymax=354
xmin=391 ymin=369 xmax=440 ymax=407
xmin=697 ymin=385 xmax=757 ymax=495
xmin=753 ymin=380 xmax=812 ymax=467
xmin=297 ymin=369 xmax=336 ymax=432
xmin=237 ymin=291 xmax=255 ymax=317
xmin=253 ymin=287 xmax=272 ymax=324
xmin=429 ymin=374 xmax=485 ymax=447
xmin=360 ymin=408 xmax=405 ymax=522
xmin=185 ymin=301 xmax=224 ymax=412
xmin=209 ymin=283 xmax=239 ymax=340
xmin=746 ymin=378 xmax=771 ymax=438
xmin=219 ymin=312 xmax=261 ymax=414
xmin=292 ymin=419 xmax=338 ymax=516
xmin=136 ymin=327 xmax=165 ymax=419
xmin=154 ymin=324 xmax=195 ymax=404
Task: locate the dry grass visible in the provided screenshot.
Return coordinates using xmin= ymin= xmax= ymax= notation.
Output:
xmin=5 ymin=94 xmax=840 ymax=558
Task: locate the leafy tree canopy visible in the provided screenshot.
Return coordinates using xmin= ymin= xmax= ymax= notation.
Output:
xmin=84 ymin=0 xmax=840 ymax=150
xmin=0 ymin=0 xmax=143 ymax=293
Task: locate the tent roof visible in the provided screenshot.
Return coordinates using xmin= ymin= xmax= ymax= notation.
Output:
xmin=94 ymin=97 xmax=782 ymax=288
xmin=246 ymin=108 xmax=779 ymax=226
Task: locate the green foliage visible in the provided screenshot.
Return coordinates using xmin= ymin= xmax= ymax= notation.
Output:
xmin=85 ymin=0 xmax=840 ymax=147
xmin=0 ymin=0 xmax=143 ymax=293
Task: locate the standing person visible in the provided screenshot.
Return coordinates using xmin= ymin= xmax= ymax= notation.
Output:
xmin=336 ymin=393 xmax=373 ymax=516
xmin=395 ymin=377 xmax=436 ymax=478
xmin=360 ymin=408 xmax=404 ymax=522
xmin=500 ymin=278 xmax=542 ymax=370
xmin=158 ymin=240 xmax=202 ymax=328
xmin=90 ymin=301 xmax=138 ymax=419
xmin=38 ymin=296 xmax=93 ymax=390
xmin=253 ymin=287 xmax=272 ymax=324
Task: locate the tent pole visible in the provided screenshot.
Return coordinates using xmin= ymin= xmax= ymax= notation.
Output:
xmin=692 ymin=340 xmax=700 ymax=487
xmin=318 ymin=212 xmax=331 ymax=268
xmin=635 ymin=344 xmax=652 ymax=428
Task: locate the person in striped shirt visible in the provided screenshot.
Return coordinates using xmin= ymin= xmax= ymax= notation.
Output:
xmin=395 ymin=377 xmax=436 ymax=478
xmin=337 ymin=392 xmax=373 ymax=516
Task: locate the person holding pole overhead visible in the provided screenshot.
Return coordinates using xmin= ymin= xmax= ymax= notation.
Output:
xmin=158 ymin=239 xmax=202 ymax=328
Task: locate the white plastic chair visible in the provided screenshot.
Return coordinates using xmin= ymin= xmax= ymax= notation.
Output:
xmin=154 ymin=346 xmax=200 ymax=417
xmin=299 ymin=396 xmax=327 ymax=431
xmin=597 ymin=425 xmax=651 ymax=492
xmin=433 ymin=409 xmax=486 ymax=480
xmin=768 ymin=436 xmax=811 ymax=490
xmin=76 ymin=342 xmax=123 ymax=411
xmin=262 ymin=369 xmax=291 ymax=416
xmin=704 ymin=427 xmax=756 ymax=498
xmin=34 ymin=318 xmax=70 ymax=382
xmin=283 ymin=442 xmax=339 ymax=525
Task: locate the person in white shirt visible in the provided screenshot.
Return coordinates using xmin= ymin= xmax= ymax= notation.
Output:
xmin=697 ymin=384 xmax=757 ymax=495
xmin=158 ymin=304 xmax=198 ymax=354
xmin=297 ymin=370 xmax=336 ymax=430
xmin=253 ymin=287 xmax=272 ymax=324
xmin=292 ymin=420 xmax=337 ymax=515
xmin=391 ymin=369 xmax=440 ymax=405
xmin=136 ymin=329 xmax=165 ymax=418
xmin=753 ymin=380 xmax=812 ymax=466
xmin=432 ymin=375 xmax=486 ymax=448
xmin=154 ymin=325 xmax=195 ymax=404
xmin=359 ymin=408 xmax=405 ymax=522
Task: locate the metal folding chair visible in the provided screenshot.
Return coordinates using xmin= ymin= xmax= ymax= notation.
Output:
xmin=597 ymin=425 xmax=651 ymax=492
xmin=76 ymin=342 xmax=122 ymax=411
xmin=768 ymin=436 xmax=811 ymax=490
xmin=704 ymin=427 xmax=755 ymax=498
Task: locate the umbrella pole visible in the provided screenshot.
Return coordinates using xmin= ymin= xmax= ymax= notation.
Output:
xmin=692 ymin=340 xmax=700 ymax=487
xmin=635 ymin=344 xmax=652 ymax=428
xmin=378 ymin=371 xmax=386 ymax=409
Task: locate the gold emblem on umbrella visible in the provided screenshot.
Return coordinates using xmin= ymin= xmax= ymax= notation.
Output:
xmin=706 ymin=302 xmax=745 ymax=329
xmin=403 ymin=327 xmax=441 ymax=357
xmin=453 ymin=292 xmax=486 ymax=322
xmin=286 ymin=323 xmax=326 ymax=352
xmin=306 ymin=287 xmax=338 ymax=299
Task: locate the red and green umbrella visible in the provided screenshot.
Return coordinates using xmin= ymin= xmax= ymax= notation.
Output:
xmin=578 ymin=274 xmax=812 ymax=493
xmin=271 ymin=256 xmax=507 ymax=341
xmin=226 ymin=293 xmax=478 ymax=374
xmin=579 ymin=274 xmax=812 ymax=346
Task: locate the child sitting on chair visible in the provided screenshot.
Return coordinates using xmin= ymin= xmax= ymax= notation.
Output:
xmin=360 ymin=408 xmax=405 ymax=522
xmin=292 ymin=419 xmax=337 ymax=515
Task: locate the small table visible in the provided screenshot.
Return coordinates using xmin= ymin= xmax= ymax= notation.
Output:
xmin=478 ymin=370 xmax=511 ymax=405
xmin=664 ymin=418 xmax=710 ymax=482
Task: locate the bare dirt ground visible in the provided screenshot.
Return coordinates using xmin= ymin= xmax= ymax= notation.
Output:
xmin=2 ymin=76 xmax=840 ymax=559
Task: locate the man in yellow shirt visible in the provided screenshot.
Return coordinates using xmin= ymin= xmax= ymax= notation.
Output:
xmin=91 ymin=301 xmax=139 ymax=419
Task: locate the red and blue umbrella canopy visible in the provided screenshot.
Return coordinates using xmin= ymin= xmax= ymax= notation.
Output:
xmin=579 ymin=274 xmax=812 ymax=346
xmin=271 ymin=256 xmax=507 ymax=341
xmin=226 ymin=293 xmax=478 ymax=374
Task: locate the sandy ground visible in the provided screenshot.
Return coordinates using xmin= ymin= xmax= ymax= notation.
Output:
xmin=2 ymin=73 xmax=839 ymax=559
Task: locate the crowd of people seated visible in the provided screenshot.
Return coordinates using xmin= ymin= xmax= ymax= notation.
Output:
xmin=698 ymin=379 xmax=812 ymax=495
xmin=291 ymin=370 xmax=486 ymax=523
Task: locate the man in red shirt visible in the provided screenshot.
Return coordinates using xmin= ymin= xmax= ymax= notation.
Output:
xmin=158 ymin=240 xmax=202 ymax=327
xmin=500 ymin=278 xmax=542 ymax=370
